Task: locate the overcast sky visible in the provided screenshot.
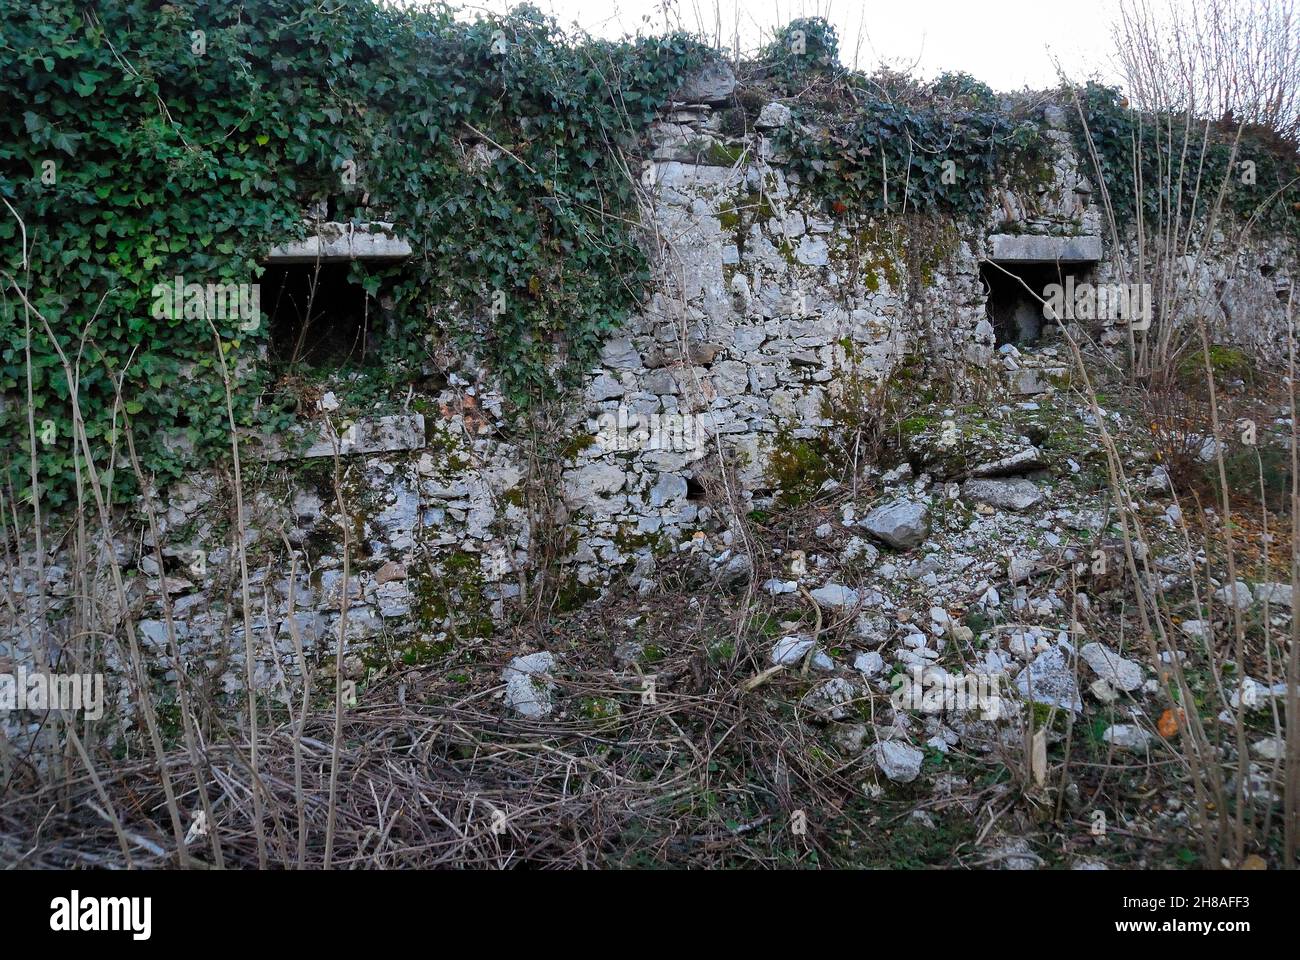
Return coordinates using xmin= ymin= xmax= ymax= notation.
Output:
xmin=457 ymin=0 xmax=1134 ymax=91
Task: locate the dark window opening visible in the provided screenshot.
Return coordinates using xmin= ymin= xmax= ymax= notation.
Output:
xmin=264 ymin=263 xmax=373 ymax=367
xmin=980 ymin=260 xmax=1092 ymax=347
xmin=685 ymin=476 xmax=707 ymax=501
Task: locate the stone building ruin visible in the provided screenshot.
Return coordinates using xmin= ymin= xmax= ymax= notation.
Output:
xmin=3 ymin=60 xmax=1296 ymax=711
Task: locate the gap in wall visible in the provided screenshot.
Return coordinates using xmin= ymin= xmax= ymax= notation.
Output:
xmin=980 ymin=260 xmax=1094 ymax=347
xmin=264 ymin=262 xmax=373 ymax=368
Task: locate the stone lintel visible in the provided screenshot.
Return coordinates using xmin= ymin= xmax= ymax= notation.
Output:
xmin=987 ymin=234 xmax=1103 ymax=263
xmin=266 ymin=222 xmax=412 ymax=263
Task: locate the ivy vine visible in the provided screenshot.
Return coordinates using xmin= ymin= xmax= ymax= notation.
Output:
xmin=759 ymin=22 xmax=1051 ymax=224
xmin=0 ymin=0 xmax=708 ymax=505
xmin=1069 ymin=81 xmax=1300 ymax=234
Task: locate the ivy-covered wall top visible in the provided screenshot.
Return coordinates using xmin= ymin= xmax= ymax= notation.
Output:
xmin=1068 ymin=81 xmax=1300 ymax=234
xmin=2 ymin=3 xmax=1297 ymax=509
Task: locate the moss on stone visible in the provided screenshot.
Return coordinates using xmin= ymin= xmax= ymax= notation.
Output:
xmin=563 ymin=433 xmax=597 ymax=459
xmin=704 ymin=139 xmax=746 ymax=167
xmin=555 ymin=576 xmax=600 ymax=612
xmin=765 ymin=424 xmax=831 ymax=507
xmin=717 ymin=199 xmax=741 ymax=233
xmin=407 ymin=547 xmax=495 ymax=644
xmin=611 ymin=523 xmax=668 ymax=555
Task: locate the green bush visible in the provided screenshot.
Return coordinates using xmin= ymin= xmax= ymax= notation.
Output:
xmin=759 ymin=17 xmax=839 ymax=81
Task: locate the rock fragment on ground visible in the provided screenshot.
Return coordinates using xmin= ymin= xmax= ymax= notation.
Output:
xmin=502 ymin=652 xmax=557 ymax=718
xmin=1102 ymin=723 xmax=1152 ymax=752
xmin=860 ymin=498 xmax=930 ymax=550
xmin=1014 ymin=646 xmax=1082 ymax=712
xmin=1080 ymin=642 xmax=1144 ymax=692
xmin=801 ymin=677 xmax=858 ymax=722
xmin=874 ymin=739 xmax=924 ymax=782
xmin=962 ymin=478 xmax=1043 ymax=511
xmin=810 ymin=583 xmax=858 ymax=608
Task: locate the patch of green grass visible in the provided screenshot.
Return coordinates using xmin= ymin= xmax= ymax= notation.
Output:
xmin=837 ymin=807 xmax=979 ymax=868
xmin=900 ymin=415 xmax=934 ymax=436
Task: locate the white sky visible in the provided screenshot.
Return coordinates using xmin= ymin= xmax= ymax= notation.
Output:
xmin=455 ymin=0 xmax=1136 ymax=91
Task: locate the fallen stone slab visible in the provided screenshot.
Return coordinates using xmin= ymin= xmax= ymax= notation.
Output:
xmin=810 ymin=583 xmax=859 ymax=609
xmin=969 ymin=446 xmax=1045 ymax=477
xmin=503 ymin=652 xmax=557 ymax=719
xmin=962 ymin=478 xmax=1044 ymax=511
xmin=1102 ymin=723 xmax=1152 ymax=752
xmin=1215 ymin=580 xmax=1253 ymax=610
xmin=800 ymin=677 xmax=858 ymax=722
xmin=259 ymin=414 xmax=426 ymax=461
xmin=1080 ymin=641 xmax=1144 ymax=692
xmin=874 ymin=739 xmax=924 ymax=782
xmin=853 ymin=651 xmax=884 ymax=677
xmin=1014 ymin=646 xmax=1082 ymax=712
xmin=1254 ymin=582 xmax=1294 ymax=608
xmin=770 ymin=635 xmax=814 ymax=665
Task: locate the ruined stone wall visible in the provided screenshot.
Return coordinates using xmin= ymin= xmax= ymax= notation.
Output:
xmin=4 ymin=91 xmax=1298 ymax=723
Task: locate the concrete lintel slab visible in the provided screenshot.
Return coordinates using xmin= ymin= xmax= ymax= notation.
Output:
xmin=266 ymin=222 xmax=412 ymax=263
xmin=987 ymin=234 xmax=1102 ymax=263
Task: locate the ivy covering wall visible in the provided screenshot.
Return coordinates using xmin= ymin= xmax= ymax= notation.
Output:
xmin=758 ymin=20 xmax=1052 ymax=221
xmin=0 ymin=0 xmax=707 ymax=504
xmin=1070 ymin=82 xmax=1300 ymax=234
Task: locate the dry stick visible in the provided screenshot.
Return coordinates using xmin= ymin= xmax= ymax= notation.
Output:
xmin=4 ymin=523 xmax=118 ymax=861
xmin=796 ymin=584 xmax=823 ymax=678
xmin=1082 ymin=339 xmax=1228 ymax=858
xmin=255 ymin=570 xmax=295 ymax=865
xmin=0 ymin=486 xmax=19 ymax=788
xmin=5 ymin=197 xmax=54 ymax=720
xmin=121 ymin=413 xmax=225 ymax=869
xmin=274 ymin=536 xmax=312 ymax=870
xmin=1170 ymin=490 xmax=1227 ymax=693
xmin=1066 ymin=78 xmax=1273 ymax=861
xmin=1194 ymin=313 xmax=1251 ymax=865
xmin=1286 ymin=283 xmax=1300 ymax=867
xmin=290 ymin=256 xmax=323 ymax=370
xmin=983 ymin=258 xmax=1227 ymax=856
xmin=11 ymin=288 xmax=188 ymax=861
xmin=24 ymin=295 xmax=65 ymax=785
xmin=1155 ymin=116 xmax=1269 ymax=853
xmin=1 ymin=216 xmax=189 ymax=860
xmin=1054 ymin=578 xmax=1083 ymax=821
xmin=323 ymin=431 xmax=351 ymax=869
xmin=66 ymin=415 xmax=93 ymax=806
xmin=632 ymin=145 xmax=759 ymax=658
xmin=1256 ymin=441 xmax=1287 ymax=851
xmin=63 ymin=721 xmax=135 ymax=866
xmin=1090 ymin=351 xmax=1231 ymax=858
xmin=207 ymin=324 xmax=269 ymax=870
xmin=3 ymin=223 xmax=55 ymax=791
